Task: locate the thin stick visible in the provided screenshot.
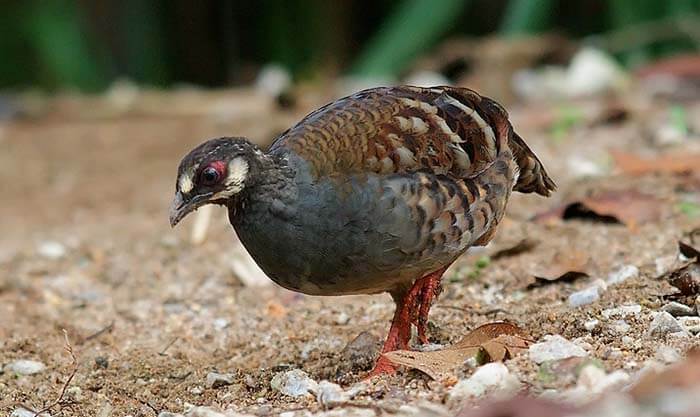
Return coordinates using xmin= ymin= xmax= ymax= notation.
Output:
xmin=32 ymin=329 xmax=78 ymax=417
xmin=158 ymin=337 xmax=179 ymax=356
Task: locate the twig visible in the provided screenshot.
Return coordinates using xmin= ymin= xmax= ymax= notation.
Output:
xmin=84 ymin=321 xmax=114 ymax=342
xmin=32 ymin=329 xmax=79 ymax=417
xmin=158 ymin=337 xmax=179 ymax=356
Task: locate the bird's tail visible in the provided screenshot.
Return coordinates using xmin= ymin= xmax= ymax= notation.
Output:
xmin=508 ymin=131 xmax=556 ymax=196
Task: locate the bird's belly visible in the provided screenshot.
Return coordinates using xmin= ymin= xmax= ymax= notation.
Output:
xmin=231 ymin=169 xmax=507 ymax=296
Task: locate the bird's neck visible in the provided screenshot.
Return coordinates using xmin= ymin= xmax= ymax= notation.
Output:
xmin=226 ymin=150 xmax=296 ymax=217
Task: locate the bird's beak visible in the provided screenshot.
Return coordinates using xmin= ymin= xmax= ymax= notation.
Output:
xmin=169 ymin=191 xmax=212 ymax=227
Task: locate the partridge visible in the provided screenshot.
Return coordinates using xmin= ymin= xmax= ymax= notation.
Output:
xmin=169 ymin=86 xmax=555 ymax=376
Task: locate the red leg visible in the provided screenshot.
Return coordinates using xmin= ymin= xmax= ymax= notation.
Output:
xmin=366 ymin=267 xmax=447 ymax=378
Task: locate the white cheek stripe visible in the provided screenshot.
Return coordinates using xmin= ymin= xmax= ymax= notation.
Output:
xmin=179 ymin=173 xmax=194 ymax=194
xmin=210 ymin=157 xmax=249 ymax=200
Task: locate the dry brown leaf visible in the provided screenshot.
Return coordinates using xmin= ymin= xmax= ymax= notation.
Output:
xmin=528 ymin=251 xmax=589 ymax=289
xmin=534 ymin=191 xmax=664 ymax=229
xmin=491 ymin=238 xmax=539 ymax=261
xmin=384 ymin=322 xmax=531 ymax=380
xmin=665 ymin=241 xmax=700 ymax=297
xmin=611 ymin=150 xmax=700 ymax=176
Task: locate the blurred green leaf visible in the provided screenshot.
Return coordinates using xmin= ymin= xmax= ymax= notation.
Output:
xmin=352 ymin=0 xmax=468 ymax=78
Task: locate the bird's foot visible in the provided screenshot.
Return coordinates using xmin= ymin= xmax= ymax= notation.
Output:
xmin=409 ymin=268 xmax=445 ymax=345
xmin=364 ymin=267 xmax=447 ymax=379
xmin=366 ymin=355 xmax=399 ymax=378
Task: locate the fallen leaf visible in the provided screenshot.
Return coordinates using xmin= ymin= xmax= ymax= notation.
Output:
xmin=534 ymin=190 xmax=664 ymax=229
xmin=660 ymin=240 xmax=700 ymax=300
xmin=679 ymin=240 xmax=700 ymax=259
xmin=611 ymin=150 xmax=700 ymax=176
xmin=491 ymin=238 xmax=539 ymax=261
xmin=384 ymin=322 xmax=531 ymax=380
xmin=528 ymin=251 xmax=589 ymax=289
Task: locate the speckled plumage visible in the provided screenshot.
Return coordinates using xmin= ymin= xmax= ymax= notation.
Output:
xmin=221 ymin=86 xmax=554 ymax=296
xmin=171 ymin=85 xmax=555 ymax=375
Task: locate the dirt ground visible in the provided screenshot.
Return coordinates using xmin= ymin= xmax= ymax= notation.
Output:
xmin=1 ymin=86 xmax=699 ymax=416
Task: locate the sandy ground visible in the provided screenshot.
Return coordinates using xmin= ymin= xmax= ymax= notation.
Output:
xmin=1 ymin=87 xmax=699 ymax=416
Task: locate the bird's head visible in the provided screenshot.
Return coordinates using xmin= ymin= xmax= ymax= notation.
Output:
xmin=169 ymin=137 xmax=259 ymax=227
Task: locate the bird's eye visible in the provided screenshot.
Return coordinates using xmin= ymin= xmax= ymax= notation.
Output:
xmin=200 ymin=166 xmax=221 ymax=186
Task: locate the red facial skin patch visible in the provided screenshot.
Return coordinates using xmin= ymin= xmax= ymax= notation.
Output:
xmin=207 ymin=160 xmax=227 ymax=179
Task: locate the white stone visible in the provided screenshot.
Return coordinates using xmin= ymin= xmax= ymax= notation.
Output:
xmin=601 ymin=304 xmax=642 ymax=319
xmin=529 ymin=335 xmax=587 ymax=363
xmin=11 ymin=408 xmax=50 ymax=417
xmin=316 ymin=381 xmax=347 ymax=407
xmin=37 ymin=241 xmax=66 ymax=259
xmin=661 ymin=302 xmax=695 ymax=317
xmin=255 ymin=64 xmax=291 ymax=97
xmin=4 ymin=359 xmax=46 ymax=375
xmin=647 ymin=312 xmax=685 ymax=337
xmin=565 ymin=47 xmax=628 ymax=97
xmin=334 ymin=312 xmax=350 ymax=325
xmin=606 ymin=265 xmax=639 ymax=285
xmin=271 ymin=369 xmax=318 ymax=397
xmin=448 ymin=363 xmax=520 ymax=403
xmin=206 ymin=372 xmax=235 ymax=388
xmin=584 ymin=319 xmax=600 ymax=331
xmin=568 ymin=286 xmax=600 ymax=307
xmin=609 ymin=320 xmax=631 ymax=334
xmin=185 ymin=407 xmax=254 ymax=417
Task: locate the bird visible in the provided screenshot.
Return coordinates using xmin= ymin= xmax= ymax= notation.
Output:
xmin=169 ymin=85 xmax=555 ymax=376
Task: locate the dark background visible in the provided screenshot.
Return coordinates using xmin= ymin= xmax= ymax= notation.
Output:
xmin=1 ymin=0 xmax=698 ymax=92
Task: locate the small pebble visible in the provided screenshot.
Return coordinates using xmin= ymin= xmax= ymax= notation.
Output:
xmin=37 ymin=240 xmax=66 ymax=259
xmin=95 ymin=356 xmax=109 ymax=369
xmin=584 ymin=319 xmax=599 ymax=331
xmin=606 ymin=265 xmax=638 ymax=285
xmin=678 ymin=316 xmax=700 ymax=335
xmin=661 ymin=301 xmax=695 ymax=317
xmin=4 ymin=359 xmax=46 ymax=375
xmin=206 ymin=372 xmax=235 ymax=388
xmin=11 ymin=408 xmax=50 ymax=417
xmin=448 ymin=363 xmax=520 ymax=404
xmin=529 ymin=335 xmax=587 ymax=364
xmin=213 ymin=318 xmax=229 ymax=330
xmin=621 ymin=336 xmax=635 ymax=346
xmin=568 ymin=286 xmax=600 ymax=307
xmin=647 ymin=312 xmax=685 ymax=337
xmin=334 ymin=312 xmax=350 ymax=325
xmin=315 ymin=380 xmax=347 ymax=407
xmin=695 ymin=295 xmax=700 ymax=314
xmin=340 ymin=331 xmax=379 ymax=370
xmin=65 ymin=386 xmax=83 ymax=402
xmin=189 ymin=386 xmax=204 ymax=395
xmin=601 ymin=304 xmax=642 ymax=319
xmin=609 ymin=320 xmax=631 ymax=334
xmin=270 ymin=369 xmax=318 ymax=397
